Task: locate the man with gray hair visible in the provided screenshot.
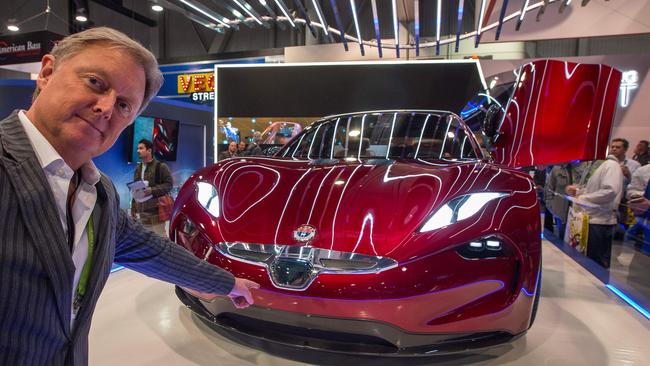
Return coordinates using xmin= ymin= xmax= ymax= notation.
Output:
xmin=0 ymin=27 xmax=258 ymax=365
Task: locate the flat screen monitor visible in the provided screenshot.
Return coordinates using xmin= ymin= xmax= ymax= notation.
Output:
xmin=130 ymin=116 xmax=180 ymax=162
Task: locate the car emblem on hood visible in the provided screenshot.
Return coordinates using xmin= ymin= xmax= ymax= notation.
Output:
xmin=293 ymin=224 xmax=316 ymax=243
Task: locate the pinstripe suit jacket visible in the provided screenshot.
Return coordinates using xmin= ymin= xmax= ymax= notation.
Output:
xmin=0 ymin=111 xmax=235 ymax=366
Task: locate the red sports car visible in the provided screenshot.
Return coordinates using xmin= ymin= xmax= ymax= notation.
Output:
xmin=170 ymin=60 xmax=620 ymax=355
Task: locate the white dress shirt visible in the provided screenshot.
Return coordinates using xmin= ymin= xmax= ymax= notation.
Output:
xmin=627 ymin=164 xmax=650 ymax=227
xmin=18 ymin=110 xmax=100 ymax=328
xmin=574 ymin=158 xmax=624 ymax=225
xmin=627 ymin=164 xmax=650 ymax=200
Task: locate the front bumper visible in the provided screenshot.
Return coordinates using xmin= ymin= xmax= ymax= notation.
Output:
xmin=176 ymin=286 xmax=522 ymax=356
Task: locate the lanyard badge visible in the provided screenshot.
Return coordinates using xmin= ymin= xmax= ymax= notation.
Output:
xmin=73 ymin=215 xmax=95 ymax=318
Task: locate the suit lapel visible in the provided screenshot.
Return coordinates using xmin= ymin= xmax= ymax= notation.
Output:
xmin=1 ymin=112 xmax=74 ymax=339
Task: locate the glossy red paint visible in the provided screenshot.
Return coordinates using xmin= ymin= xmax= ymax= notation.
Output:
xmin=492 ymin=60 xmax=621 ymax=168
xmin=169 ymin=60 xmax=620 ymax=352
xmin=177 ymin=158 xmax=536 ymax=261
xmin=171 ymin=154 xmax=541 ymax=337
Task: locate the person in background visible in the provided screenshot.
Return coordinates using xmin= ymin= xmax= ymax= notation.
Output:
xmin=565 ymin=155 xmax=624 ymax=268
xmin=238 ymin=140 xmax=248 ymax=156
xmin=246 ymin=131 xmax=263 ymax=156
xmin=545 ymin=163 xmax=575 ymax=237
xmin=633 ymin=140 xmax=649 ymax=166
xmin=524 ymin=165 xmax=554 ymax=232
xmin=626 ymin=164 xmax=650 ymax=254
xmin=131 ymin=138 xmax=172 ymax=237
xmin=610 ymin=138 xmax=641 ymax=183
xmin=276 ymin=133 xmax=290 ymax=145
xmin=219 ymin=140 xmax=238 ymax=160
xmin=0 ymin=27 xmax=258 ymax=366
xmin=609 ymin=138 xmax=641 ymax=234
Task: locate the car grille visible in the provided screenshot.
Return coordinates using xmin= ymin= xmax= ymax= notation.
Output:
xmin=215 ymin=242 xmax=397 ymax=291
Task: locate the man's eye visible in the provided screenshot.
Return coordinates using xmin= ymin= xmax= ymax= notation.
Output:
xmin=118 ymin=101 xmax=132 ymax=114
xmin=87 ymin=77 xmax=104 ymax=89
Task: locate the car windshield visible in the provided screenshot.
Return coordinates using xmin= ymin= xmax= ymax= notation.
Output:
xmin=279 ymin=112 xmax=480 ymax=161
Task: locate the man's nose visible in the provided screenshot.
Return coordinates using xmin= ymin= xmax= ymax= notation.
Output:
xmin=93 ymin=91 xmax=117 ymax=119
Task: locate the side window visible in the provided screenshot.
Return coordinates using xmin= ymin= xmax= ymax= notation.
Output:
xmin=282 ymin=128 xmax=315 ymax=159
xmin=281 ymin=119 xmax=344 ymax=159
xmin=327 ymin=115 xmax=380 ymax=159
xmin=405 ymin=114 xmax=444 ymax=159
xmin=437 ymin=117 xmax=478 ymax=160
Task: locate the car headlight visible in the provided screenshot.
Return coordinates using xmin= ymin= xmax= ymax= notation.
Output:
xmin=196 ymin=181 xmax=220 ymax=218
xmin=419 ymin=192 xmax=509 ymax=232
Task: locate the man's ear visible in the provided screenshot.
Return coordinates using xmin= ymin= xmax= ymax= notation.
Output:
xmin=36 ymin=54 xmax=56 ymax=92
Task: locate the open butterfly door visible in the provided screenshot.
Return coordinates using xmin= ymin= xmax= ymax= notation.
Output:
xmin=487 ymin=60 xmax=621 ymax=168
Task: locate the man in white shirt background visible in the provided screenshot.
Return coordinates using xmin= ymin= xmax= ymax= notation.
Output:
xmin=566 ymin=155 xmax=624 ymax=268
xmin=610 ymin=138 xmax=641 ymax=184
xmin=608 ymin=138 xmax=641 ymax=236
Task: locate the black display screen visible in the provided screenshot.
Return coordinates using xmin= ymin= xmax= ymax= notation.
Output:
xmin=216 ymin=62 xmax=484 ymax=117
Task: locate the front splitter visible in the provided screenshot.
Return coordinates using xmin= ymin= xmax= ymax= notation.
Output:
xmin=175 ymin=286 xmax=523 ymax=357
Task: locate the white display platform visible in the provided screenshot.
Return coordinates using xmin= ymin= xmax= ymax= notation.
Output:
xmin=89 ymin=242 xmax=650 ymax=366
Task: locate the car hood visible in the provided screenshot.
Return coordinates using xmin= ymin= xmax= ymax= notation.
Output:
xmin=199 ymin=157 xmax=510 ymax=259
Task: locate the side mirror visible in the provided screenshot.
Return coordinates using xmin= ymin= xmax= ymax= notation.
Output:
xmin=481 ymin=103 xmax=503 ymax=150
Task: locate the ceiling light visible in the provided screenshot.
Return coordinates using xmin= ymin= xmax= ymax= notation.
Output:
xmin=232 ymin=0 xmax=262 ymax=25
xmin=75 ymin=6 xmax=88 ymax=22
xmin=294 ymin=0 xmax=317 ymax=36
xmin=414 ymin=0 xmax=420 ymax=56
xmin=370 ymin=0 xmax=382 ymax=57
xmin=495 ymin=0 xmax=510 ymax=40
xmin=312 ymin=0 xmax=328 ymax=35
xmin=455 ymin=0 xmax=464 ymax=52
xmin=178 ymin=0 xmax=231 ymax=28
xmin=475 ymin=0 xmax=487 ymax=47
xmin=391 ymin=0 xmax=399 ymax=58
xmin=7 ymin=19 xmax=19 ymax=32
xmin=329 ymin=0 xmax=348 ymax=51
xmin=435 ymin=0 xmax=441 ymax=55
xmin=152 ymin=5 xmax=164 ymax=12
xmin=349 ymin=0 xmax=364 ymax=56
xmin=516 ymin=0 xmax=531 ymax=31
xmin=274 ymin=0 xmax=295 ymax=27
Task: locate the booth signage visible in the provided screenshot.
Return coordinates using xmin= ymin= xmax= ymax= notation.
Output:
xmin=177 ymin=72 xmax=215 ymax=104
xmin=190 ymin=91 xmax=215 ymax=102
xmin=619 ymin=70 xmax=638 ymax=108
xmin=0 ymin=31 xmax=61 ymax=65
xmin=158 ymin=57 xmax=264 ymax=106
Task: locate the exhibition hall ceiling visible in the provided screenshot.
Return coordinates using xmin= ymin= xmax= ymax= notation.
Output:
xmin=107 ymin=0 xmax=650 ymax=57
xmin=3 ymin=1 xmax=649 ymax=62
xmin=1 ymin=0 xmax=650 ymax=70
